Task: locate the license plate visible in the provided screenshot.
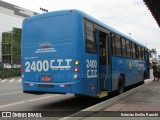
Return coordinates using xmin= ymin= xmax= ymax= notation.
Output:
xmin=38 ymin=84 xmax=54 ymax=88
xmin=41 ymin=75 xmax=52 ymax=82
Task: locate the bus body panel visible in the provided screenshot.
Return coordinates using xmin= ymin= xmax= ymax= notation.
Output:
xmin=21 ymin=9 xmax=149 ymax=97
xmin=22 ymin=10 xmax=99 ymax=97
xmin=112 ymin=57 xmax=145 ymax=91
xmin=22 ymin=14 xmax=74 ymax=83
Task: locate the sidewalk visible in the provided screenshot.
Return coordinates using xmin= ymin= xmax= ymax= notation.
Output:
xmin=62 ymin=79 xmax=160 ymax=120
xmin=104 ymin=80 xmax=160 ymax=111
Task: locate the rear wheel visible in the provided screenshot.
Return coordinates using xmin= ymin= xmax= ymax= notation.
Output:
xmin=117 ymin=75 xmax=125 ymax=95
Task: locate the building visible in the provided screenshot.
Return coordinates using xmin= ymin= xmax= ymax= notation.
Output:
xmin=143 ymin=0 xmax=160 ymax=63
xmin=0 ymin=0 xmax=37 ymax=62
xmin=143 ymin=0 xmax=160 ymax=27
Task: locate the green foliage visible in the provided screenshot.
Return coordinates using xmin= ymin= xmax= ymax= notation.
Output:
xmin=2 ymin=32 xmax=12 ymax=55
xmin=2 ymin=32 xmax=12 ymax=43
xmin=1 ymin=28 xmax=22 ymax=79
xmin=0 ymin=68 xmax=21 ymax=79
xmin=2 ymin=28 xmax=22 ymax=64
xmin=2 ymin=44 xmax=11 ymax=54
xmin=12 ymin=28 xmax=22 ymax=64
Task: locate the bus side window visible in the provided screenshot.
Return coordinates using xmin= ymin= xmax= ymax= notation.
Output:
xmin=115 ymin=35 xmax=122 ymax=56
xmin=141 ymin=47 xmax=144 ymax=60
xmin=100 ymin=33 xmax=107 ymax=65
xmin=100 ymin=47 xmax=106 ymax=65
xmin=136 ymin=45 xmax=139 ymax=59
xmin=131 ymin=43 xmax=136 ymax=58
xmin=136 ymin=45 xmax=141 ymax=59
xmin=85 ymin=21 xmax=96 ymax=53
xmin=139 ymin=46 xmax=141 ymax=59
xmin=144 ymin=48 xmax=147 ymax=60
xmin=111 ymin=34 xmax=116 ymax=55
xmin=126 ymin=40 xmax=131 ymax=58
xmin=121 ymin=38 xmax=126 ymax=57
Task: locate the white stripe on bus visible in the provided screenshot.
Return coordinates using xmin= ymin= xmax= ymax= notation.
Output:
xmin=52 ymin=66 xmax=71 ymax=69
xmin=87 ymin=75 xmax=97 ymax=78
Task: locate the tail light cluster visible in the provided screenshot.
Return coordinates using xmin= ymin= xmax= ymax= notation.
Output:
xmin=21 ymin=64 xmax=24 ymax=72
xmin=74 ymin=60 xmax=79 ymax=72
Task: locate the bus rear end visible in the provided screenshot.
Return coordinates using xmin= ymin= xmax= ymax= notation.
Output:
xmin=21 ymin=10 xmax=79 ymax=95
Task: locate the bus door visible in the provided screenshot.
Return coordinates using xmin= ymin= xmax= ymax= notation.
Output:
xmin=99 ymin=31 xmax=110 ymax=91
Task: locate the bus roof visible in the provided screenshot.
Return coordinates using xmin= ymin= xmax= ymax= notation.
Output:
xmin=24 ymin=9 xmax=147 ymax=48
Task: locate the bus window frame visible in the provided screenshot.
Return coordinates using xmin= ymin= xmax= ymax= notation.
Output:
xmin=126 ymin=40 xmax=131 ymax=58
xmin=115 ymin=34 xmax=122 ymax=56
xmin=85 ymin=20 xmax=97 ymax=54
xmin=121 ymin=38 xmax=127 ymax=57
xmin=111 ymin=33 xmax=116 ymax=55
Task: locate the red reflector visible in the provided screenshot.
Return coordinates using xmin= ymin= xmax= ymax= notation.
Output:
xmin=64 ymin=84 xmax=71 ymax=87
xmin=25 ymin=83 xmax=30 ymax=86
xmin=21 ymin=69 xmax=24 ymax=72
xmin=74 ymin=68 xmax=78 ymax=72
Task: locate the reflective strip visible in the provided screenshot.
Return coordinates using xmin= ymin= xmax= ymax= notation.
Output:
xmin=52 ymin=66 xmax=71 ymax=69
xmin=87 ymin=75 xmax=97 ymax=78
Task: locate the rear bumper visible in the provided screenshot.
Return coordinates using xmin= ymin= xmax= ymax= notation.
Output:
xmin=22 ymin=80 xmax=87 ymax=95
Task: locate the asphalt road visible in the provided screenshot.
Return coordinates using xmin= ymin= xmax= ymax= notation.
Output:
xmin=0 ymin=70 xmax=153 ymax=120
xmin=0 ymin=77 xmax=107 ymax=120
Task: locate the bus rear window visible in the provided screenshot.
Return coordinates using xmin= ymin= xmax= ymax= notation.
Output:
xmin=23 ymin=15 xmax=72 ymax=43
xmin=85 ymin=21 xmax=96 ymax=53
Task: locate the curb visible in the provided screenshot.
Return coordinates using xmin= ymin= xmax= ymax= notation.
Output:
xmin=61 ymin=79 xmax=152 ymax=120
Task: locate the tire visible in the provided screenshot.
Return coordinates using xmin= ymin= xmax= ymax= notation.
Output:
xmin=142 ymin=74 xmax=145 ymax=84
xmin=117 ymin=75 xmax=125 ymax=95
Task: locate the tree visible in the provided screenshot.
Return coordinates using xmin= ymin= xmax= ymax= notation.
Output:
xmin=150 ymin=48 xmax=157 ymax=62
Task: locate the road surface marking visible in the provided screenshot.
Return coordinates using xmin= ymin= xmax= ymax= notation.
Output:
xmin=29 ymin=95 xmax=58 ymax=102
xmin=18 ymin=79 xmax=22 ymax=82
xmin=0 ymin=79 xmax=7 ymax=82
xmin=0 ymin=101 xmax=26 ymax=109
xmin=0 ymin=91 xmax=22 ymax=96
xmin=0 ymin=95 xmax=59 ymax=109
xmin=9 ymin=79 xmax=15 ymax=82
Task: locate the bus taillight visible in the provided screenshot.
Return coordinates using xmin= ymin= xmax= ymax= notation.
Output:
xmin=25 ymin=83 xmax=33 ymax=86
xmin=74 ymin=68 xmax=79 ymax=72
xmin=74 ymin=60 xmax=79 ymax=65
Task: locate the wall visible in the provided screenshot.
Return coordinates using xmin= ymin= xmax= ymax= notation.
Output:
xmin=0 ymin=12 xmax=23 ymax=62
xmin=0 ymin=0 xmax=37 ymax=62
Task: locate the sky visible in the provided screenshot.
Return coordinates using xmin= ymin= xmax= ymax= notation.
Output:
xmin=2 ymin=0 xmax=160 ymax=55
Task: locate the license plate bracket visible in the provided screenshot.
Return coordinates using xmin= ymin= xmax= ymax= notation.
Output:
xmin=38 ymin=84 xmax=54 ymax=88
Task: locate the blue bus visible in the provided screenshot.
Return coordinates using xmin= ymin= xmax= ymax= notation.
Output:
xmin=21 ymin=10 xmax=150 ymax=98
